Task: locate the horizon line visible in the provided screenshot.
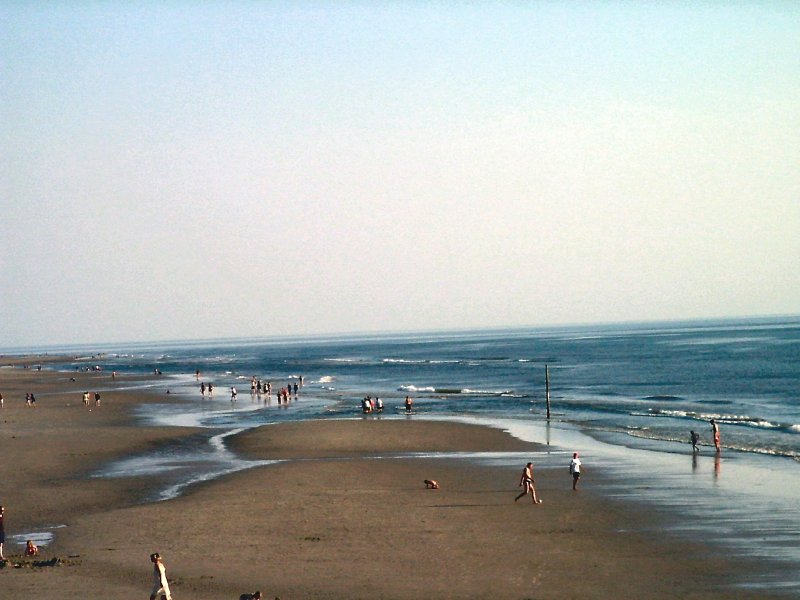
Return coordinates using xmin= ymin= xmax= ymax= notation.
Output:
xmin=2 ymin=313 xmax=799 ymax=356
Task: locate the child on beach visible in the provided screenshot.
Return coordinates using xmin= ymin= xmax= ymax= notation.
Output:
xmin=690 ymin=430 xmax=700 ymax=452
xmin=25 ymin=539 xmax=38 ymax=556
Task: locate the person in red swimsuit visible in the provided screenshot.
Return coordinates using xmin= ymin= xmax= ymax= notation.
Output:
xmin=710 ymin=419 xmax=721 ymax=452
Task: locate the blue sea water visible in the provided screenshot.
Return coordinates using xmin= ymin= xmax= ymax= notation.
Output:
xmin=69 ymin=316 xmax=799 ymax=461
xmin=28 ymin=316 xmax=800 ymax=592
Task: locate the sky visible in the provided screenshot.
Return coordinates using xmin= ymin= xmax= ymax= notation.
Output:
xmin=1 ymin=1 xmax=799 ymax=348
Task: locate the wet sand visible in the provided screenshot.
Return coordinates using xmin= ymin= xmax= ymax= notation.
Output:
xmin=0 ymin=363 xmax=786 ymax=599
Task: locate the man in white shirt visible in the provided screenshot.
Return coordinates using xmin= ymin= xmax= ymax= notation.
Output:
xmin=569 ymin=452 xmax=583 ymax=491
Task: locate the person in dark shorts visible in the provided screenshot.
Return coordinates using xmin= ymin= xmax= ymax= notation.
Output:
xmin=569 ymin=452 xmax=582 ymax=490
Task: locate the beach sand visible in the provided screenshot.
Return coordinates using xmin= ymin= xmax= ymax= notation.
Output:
xmin=0 ymin=364 xmax=783 ymax=599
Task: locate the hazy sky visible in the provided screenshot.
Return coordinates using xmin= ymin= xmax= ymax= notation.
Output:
xmin=2 ymin=2 xmax=799 ymax=348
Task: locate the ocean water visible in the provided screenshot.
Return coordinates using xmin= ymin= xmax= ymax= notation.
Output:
xmin=74 ymin=316 xmax=799 ymax=462
xmin=37 ymin=316 xmax=800 ymax=592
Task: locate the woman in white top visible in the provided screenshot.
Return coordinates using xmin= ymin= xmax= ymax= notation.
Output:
xmin=150 ymin=552 xmax=172 ymax=600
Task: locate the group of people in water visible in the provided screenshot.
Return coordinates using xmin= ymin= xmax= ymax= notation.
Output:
xmin=198 ymin=376 xmax=304 ymax=407
xmin=361 ymin=395 xmax=415 ymax=414
xmin=361 ymin=396 xmax=384 ymax=413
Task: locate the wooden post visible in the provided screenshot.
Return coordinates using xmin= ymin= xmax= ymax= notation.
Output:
xmin=545 ymin=364 xmax=551 ymax=420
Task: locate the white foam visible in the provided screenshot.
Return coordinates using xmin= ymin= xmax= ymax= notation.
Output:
xmin=398 ymin=385 xmax=435 ymax=393
xmin=383 ymin=358 xmax=426 ymax=364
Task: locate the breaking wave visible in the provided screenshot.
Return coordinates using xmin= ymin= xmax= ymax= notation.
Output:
xmin=398 ymin=385 xmax=515 ymax=396
xmin=641 ymin=408 xmax=798 ymax=434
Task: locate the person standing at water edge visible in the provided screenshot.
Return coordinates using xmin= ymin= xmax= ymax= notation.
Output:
xmin=150 ymin=552 xmax=172 ymax=600
xmin=514 ymin=462 xmax=542 ymax=504
xmin=569 ymin=452 xmax=582 ymax=490
xmin=710 ymin=419 xmax=721 ymax=452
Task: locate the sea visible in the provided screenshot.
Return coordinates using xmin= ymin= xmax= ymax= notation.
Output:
xmin=23 ymin=316 xmax=800 ymax=594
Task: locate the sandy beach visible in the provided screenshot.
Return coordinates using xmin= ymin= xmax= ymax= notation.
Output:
xmin=0 ymin=362 xmax=787 ymax=599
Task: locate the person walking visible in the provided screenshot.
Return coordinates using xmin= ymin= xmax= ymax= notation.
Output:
xmin=0 ymin=505 xmax=6 ymax=560
xmin=690 ymin=430 xmax=700 ymax=453
xmin=569 ymin=452 xmax=583 ymax=490
xmin=150 ymin=552 xmax=172 ymax=600
xmin=514 ymin=462 xmax=542 ymax=504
